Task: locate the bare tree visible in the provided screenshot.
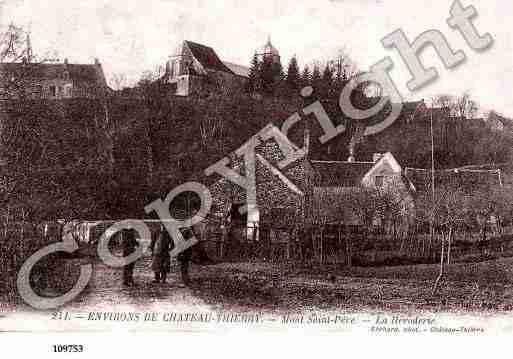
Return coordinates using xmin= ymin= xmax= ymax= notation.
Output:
xmin=0 ymin=23 xmax=58 ymax=100
xmin=109 ymin=72 xmax=128 ymax=91
xmin=417 ymin=184 xmax=468 ymax=295
xmin=0 ymin=23 xmax=27 ymax=62
xmin=433 ymin=92 xmax=478 ymax=120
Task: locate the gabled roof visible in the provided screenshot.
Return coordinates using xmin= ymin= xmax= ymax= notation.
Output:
xmin=311 ymin=160 xmax=374 ymax=187
xmin=311 ymin=152 xmax=403 ymax=188
xmin=184 ymin=40 xmax=234 ymax=74
xmin=204 ymin=124 xmax=307 ymax=191
xmin=0 ymin=62 xmax=106 ymax=85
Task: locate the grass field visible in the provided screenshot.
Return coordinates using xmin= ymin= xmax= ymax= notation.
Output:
xmin=190 ymin=257 xmax=513 ymax=313
xmin=3 ymin=251 xmax=513 ymax=315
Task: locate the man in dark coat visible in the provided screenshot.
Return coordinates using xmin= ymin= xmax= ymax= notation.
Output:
xmin=150 ymin=225 xmax=173 ymax=284
xmin=122 ymin=228 xmax=140 ymax=286
xmin=177 ymin=227 xmax=194 ymax=287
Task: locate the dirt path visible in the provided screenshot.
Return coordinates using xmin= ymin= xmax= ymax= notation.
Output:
xmin=65 ymin=257 xmax=211 ymax=312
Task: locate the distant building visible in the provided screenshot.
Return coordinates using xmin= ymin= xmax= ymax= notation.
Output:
xmin=163 ymin=40 xmax=250 ymax=97
xmin=257 ymin=36 xmax=281 ymax=65
xmin=0 ymin=58 xmax=108 ymax=100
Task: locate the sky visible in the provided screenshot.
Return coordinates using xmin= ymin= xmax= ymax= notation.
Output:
xmin=1 ymin=0 xmax=512 ymax=116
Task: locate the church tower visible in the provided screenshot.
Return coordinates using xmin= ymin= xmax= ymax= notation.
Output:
xmin=259 ymin=36 xmax=281 ymax=65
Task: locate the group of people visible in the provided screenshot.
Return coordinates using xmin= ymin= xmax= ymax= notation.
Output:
xmin=120 ymin=225 xmax=193 ymax=287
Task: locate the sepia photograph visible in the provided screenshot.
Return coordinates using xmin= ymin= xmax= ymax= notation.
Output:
xmin=0 ymin=0 xmax=512 ymax=353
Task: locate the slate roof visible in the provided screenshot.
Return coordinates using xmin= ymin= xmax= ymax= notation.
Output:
xmin=184 ymin=40 xmax=234 ymax=74
xmin=222 ymin=61 xmax=250 ymax=78
xmin=311 ymin=160 xmax=374 ymax=187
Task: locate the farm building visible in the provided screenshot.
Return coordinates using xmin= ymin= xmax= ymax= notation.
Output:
xmin=207 ymin=124 xmax=414 ymax=242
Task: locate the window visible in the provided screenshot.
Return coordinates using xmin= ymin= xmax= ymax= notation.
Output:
xmin=49 ymin=85 xmax=56 ymax=97
xmin=64 ymin=84 xmax=72 ymax=98
xmin=375 ymin=176 xmax=384 ymax=188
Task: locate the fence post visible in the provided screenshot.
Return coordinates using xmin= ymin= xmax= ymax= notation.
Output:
xmin=220 ymin=226 xmax=226 ymax=259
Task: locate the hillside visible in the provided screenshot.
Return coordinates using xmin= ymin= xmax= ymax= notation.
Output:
xmin=1 ymin=93 xmax=511 ymax=221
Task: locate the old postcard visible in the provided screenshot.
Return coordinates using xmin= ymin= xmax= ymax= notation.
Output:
xmin=0 ymin=0 xmax=512 ymax=353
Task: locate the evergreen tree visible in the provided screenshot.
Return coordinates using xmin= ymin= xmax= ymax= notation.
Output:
xmin=260 ymin=58 xmax=275 ymax=95
xmin=246 ymin=53 xmax=261 ymax=93
xmin=333 ymin=68 xmax=344 ymax=93
xmin=285 ymin=56 xmax=300 ymax=90
xmin=300 ymin=66 xmax=311 ymax=88
xmin=311 ymin=64 xmax=322 ymax=90
xmin=272 ymin=61 xmax=284 ymax=84
xmin=320 ymin=65 xmax=334 ymax=98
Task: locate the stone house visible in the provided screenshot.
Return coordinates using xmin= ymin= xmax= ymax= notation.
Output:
xmin=0 ymin=58 xmax=108 ymax=100
xmin=208 ymin=124 xmax=311 ymax=232
xmin=207 ymin=124 xmax=414 ymax=241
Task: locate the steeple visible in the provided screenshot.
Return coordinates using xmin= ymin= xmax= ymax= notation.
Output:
xmin=259 ymin=35 xmax=281 ymax=65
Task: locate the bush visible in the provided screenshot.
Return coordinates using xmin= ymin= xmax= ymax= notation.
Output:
xmin=0 ymin=223 xmax=81 ymax=306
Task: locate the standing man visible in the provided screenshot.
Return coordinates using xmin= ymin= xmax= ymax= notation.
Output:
xmin=122 ymin=228 xmax=140 ymax=286
xmin=177 ymin=227 xmax=195 ymax=287
xmin=150 ymin=224 xmax=173 ymax=284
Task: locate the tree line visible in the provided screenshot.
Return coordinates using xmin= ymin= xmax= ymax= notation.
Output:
xmin=245 ymin=52 xmax=355 ymax=99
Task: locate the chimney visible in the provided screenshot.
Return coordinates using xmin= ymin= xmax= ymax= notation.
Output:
xmin=64 ymin=58 xmax=68 ymax=65
xmin=94 ymin=58 xmax=100 ymax=66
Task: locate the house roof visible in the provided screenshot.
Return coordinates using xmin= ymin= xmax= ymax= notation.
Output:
xmin=184 ymin=40 xmax=234 ymax=74
xmin=222 ymin=61 xmax=250 ymax=78
xmin=311 ymin=160 xmax=375 ymax=187
xmin=0 ymin=62 xmax=106 ymax=85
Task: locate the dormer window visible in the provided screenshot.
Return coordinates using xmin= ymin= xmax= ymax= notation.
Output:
xmin=63 ymin=71 xmax=70 ymax=81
